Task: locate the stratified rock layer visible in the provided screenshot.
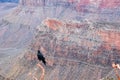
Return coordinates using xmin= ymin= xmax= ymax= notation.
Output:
xmin=21 ymin=19 xmax=120 ymax=80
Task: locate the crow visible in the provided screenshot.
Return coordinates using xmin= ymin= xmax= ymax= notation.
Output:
xmin=37 ymin=50 xmax=46 ymax=65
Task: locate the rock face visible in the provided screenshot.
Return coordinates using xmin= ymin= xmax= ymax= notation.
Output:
xmin=34 ymin=19 xmax=120 ymax=67
xmin=100 ymin=0 xmax=120 ymax=8
xmin=0 ymin=0 xmax=120 ymax=80
xmin=19 ymin=0 xmax=45 ymax=6
xmin=19 ymin=0 xmax=120 ymax=9
xmin=0 ymin=18 xmax=120 ymax=80
xmin=0 ymin=19 xmax=33 ymax=48
xmin=23 ymin=19 xmax=119 ymax=80
xmin=3 ymin=0 xmax=119 ymax=25
xmin=2 ymin=18 xmax=120 ymax=80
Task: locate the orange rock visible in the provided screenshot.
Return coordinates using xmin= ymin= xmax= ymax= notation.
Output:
xmin=44 ymin=19 xmax=64 ymax=31
xmin=98 ymin=30 xmax=120 ymax=50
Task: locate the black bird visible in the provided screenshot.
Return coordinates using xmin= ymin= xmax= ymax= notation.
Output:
xmin=37 ymin=50 xmax=46 ymax=65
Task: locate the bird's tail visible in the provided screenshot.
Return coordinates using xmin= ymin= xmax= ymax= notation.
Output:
xmin=43 ymin=59 xmax=46 ymax=65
